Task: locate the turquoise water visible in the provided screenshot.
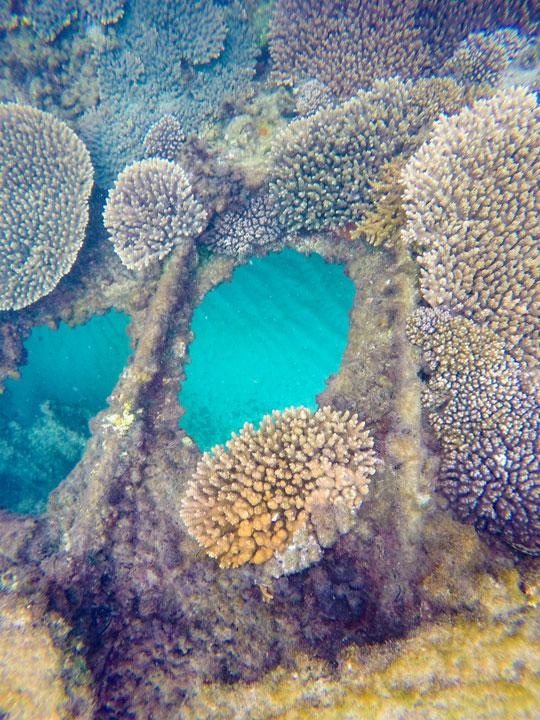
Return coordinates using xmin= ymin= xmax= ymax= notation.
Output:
xmin=180 ymin=249 xmax=355 ymax=450
xmin=0 ymin=310 xmax=131 ymax=512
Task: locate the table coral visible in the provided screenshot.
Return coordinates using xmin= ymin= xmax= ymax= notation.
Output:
xmin=181 ymin=406 xmax=376 ymax=575
xmin=401 ymin=86 xmax=540 ymax=365
xmin=0 ymin=102 xmax=93 ymax=311
xmin=103 ymin=158 xmax=207 ymax=270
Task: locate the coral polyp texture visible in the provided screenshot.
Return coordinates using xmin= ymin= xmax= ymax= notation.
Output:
xmin=202 ymin=193 xmax=281 ymax=256
xmin=407 ymin=308 xmax=540 ymax=554
xmin=268 ymin=77 xmax=478 ymax=233
xmin=401 ymin=86 xmax=540 ymax=365
xmin=0 ymin=102 xmax=93 ymax=311
xmin=79 ymin=0 xmax=126 ymax=24
xmin=181 ymin=406 xmax=376 ymax=576
xmin=440 ymin=28 xmax=532 ymax=86
xmin=142 ymin=114 xmax=185 ymax=161
xmin=269 ymin=0 xmax=428 ymax=99
xmin=103 ymin=158 xmax=206 ymax=270
xmin=441 ymin=431 xmax=540 ymax=555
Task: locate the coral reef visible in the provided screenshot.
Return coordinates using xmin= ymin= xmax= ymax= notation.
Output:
xmin=440 ymin=28 xmax=532 ymax=86
xmin=103 ymin=158 xmax=207 ymax=270
xmin=407 ymin=308 xmax=540 ymax=554
xmin=79 ymin=0 xmax=125 ymax=24
xmin=0 ymin=102 xmax=93 ymax=310
xmin=268 ymin=77 xmax=483 ymax=233
xmin=181 ymin=406 xmax=376 ymax=575
xmin=142 ymin=114 xmax=185 ymax=161
xmin=77 ymin=0 xmax=257 ymax=186
xmin=202 ymin=193 xmax=281 ymax=256
xmin=401 ymin=86 xmax=540 ymax=365
xmin=269 ymin=0 xmax=428 ymax=99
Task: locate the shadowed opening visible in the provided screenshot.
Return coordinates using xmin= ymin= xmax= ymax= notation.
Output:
xmin=179 ymin=249 xmax=355 ymax=451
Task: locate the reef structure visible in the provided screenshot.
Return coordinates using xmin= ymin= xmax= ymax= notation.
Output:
xmin=181 ymin=406 xmax=376 ymax=577
xmin=0 ymin=102 xmax=93 ymax=311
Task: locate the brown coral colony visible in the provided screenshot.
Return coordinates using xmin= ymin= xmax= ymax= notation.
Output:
xmin=181 ymin=407 xmax=376 ymax=569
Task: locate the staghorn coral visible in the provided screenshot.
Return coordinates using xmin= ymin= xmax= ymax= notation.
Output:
xmin=152 ymin=0 xmax=228 ymax=66
xmin=26 ymin=0 xmax=77 ymax=42
xmin=415 ymin=0 xmax=540 ymax=72
xmin=103 ymin=158 xmax=206 ymax=271
xmin=0 ymin=102 xmax=93 ymax=311
xmin=268 ymin=77 xmax=482 ymax=233
xmin=202 ymin=193 xmax=281 ymax=256
xmin=407 ymin=308 xmax=540 ymax=553
xmin=269 ymin=0 xmax=429 ymax=99
xmin=401 ymin=86 xmax=540 ymax=365
xmin=142 ymin=114 xmax=185 ymax=161
xmin=77 ymin=0 xmax=257 ymax=187
xmin=181 ymin=406 xmax=376 ymax=576
xmin=440 ymin=28 xmax=532 ymax=86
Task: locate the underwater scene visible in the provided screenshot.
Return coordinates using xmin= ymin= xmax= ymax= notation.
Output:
xmin=1 ymin=0 xmax=540 ymax=717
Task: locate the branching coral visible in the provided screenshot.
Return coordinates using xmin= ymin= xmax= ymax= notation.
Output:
xmin=269 ymin=0 xmax=429 ymax=99
xmin=268 ymin=77 xmax=482 ymax=233
xmin=181 ymin=406 xmax=376 ymax=576
xmin=407 ymin=308 xmax=540 ymax=554
xmin=401 ymin=86 xmax=540 ymax=365
xmin=77 ymin=0 xmax=257 ymax=186
xmin=142 ymin=114 xmax=185 ymax=161
xmin=103 ymin=158 xmax=206 ymax=270
xmin=440 ymin=28 xmax=532 ymax=86
xmin=0 ymin=102 xmax=93 ymax=311
xmin=202 ymin=193 xmax=281 ymax=256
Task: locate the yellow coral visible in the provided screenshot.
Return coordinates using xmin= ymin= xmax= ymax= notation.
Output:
xmin=181 ymin=406 xmax=376 ymax=575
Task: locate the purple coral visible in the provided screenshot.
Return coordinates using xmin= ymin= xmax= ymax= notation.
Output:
xmin=202 ymin=193 xmax=281 ymax=256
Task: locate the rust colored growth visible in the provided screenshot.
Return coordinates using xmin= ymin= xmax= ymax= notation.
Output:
xmin=181 ymin=407 xmax=376 ymax=571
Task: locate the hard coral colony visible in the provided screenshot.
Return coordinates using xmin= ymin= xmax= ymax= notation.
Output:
xmin=0 ymin=1 xmax=540 ymax=718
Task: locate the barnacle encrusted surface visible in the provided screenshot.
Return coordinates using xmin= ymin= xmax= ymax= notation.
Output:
xmin=407 ymin=308 xmax=540 ymax=554
xmin=268 ymin=77 xmax=480 ymax=233
xmin=0 ymin=102 xmax=93 ymax=311
xmin=401 ymin=86 xmax=540 ymax=365
xmin=103 ymin=158 xmax=206 ymax=270
xmin=181 ymin=407 xmax=376 ymax=576
xmin=142 ymin=114 xmax=185 ymax=161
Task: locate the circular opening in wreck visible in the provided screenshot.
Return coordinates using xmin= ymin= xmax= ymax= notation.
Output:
xmin=0 ymin=310 xmax=132 ymax=514
xmin=179 ymin=248 xmax=356 ymax=450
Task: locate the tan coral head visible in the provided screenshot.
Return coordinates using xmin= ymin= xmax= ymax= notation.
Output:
xmin=181 ymin=406 xmax=376 ymax=577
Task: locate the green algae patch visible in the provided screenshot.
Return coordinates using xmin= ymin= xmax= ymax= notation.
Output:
xmin=179 ymin=249 xmax=355 ymax=450
xmin=0 ymin=310 xmax=131 ymax=513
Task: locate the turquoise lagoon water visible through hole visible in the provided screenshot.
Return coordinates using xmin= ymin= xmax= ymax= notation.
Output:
xmin=180 ymin=249 xmax=355 ymax=451
xmin=0 ymin=310 xmax=131 ymax=513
